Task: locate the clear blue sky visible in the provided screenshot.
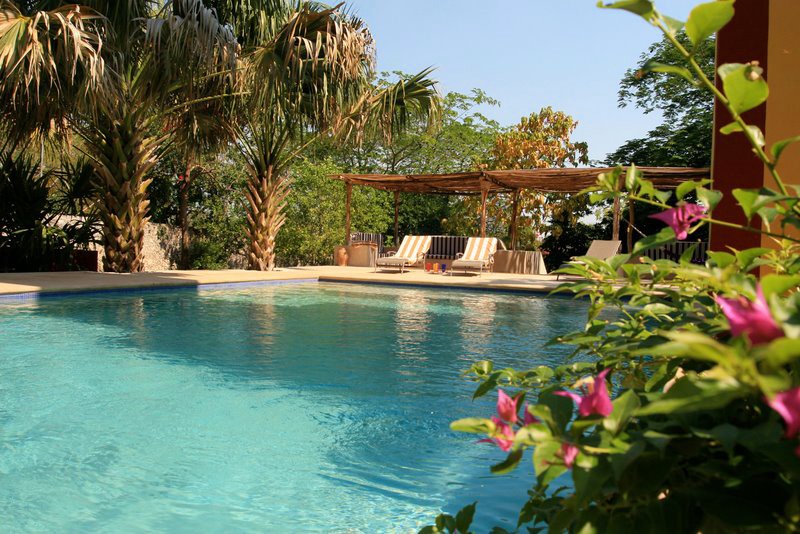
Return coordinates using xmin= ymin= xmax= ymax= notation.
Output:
xmin=347 ymin=0 xmax=703 ymax=162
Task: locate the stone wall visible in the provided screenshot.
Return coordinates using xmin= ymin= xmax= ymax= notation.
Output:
xmin=55 ymin=216 xmax=180 ymax=272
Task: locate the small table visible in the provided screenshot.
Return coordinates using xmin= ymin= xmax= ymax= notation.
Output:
xmin=493 ymin=250 xmax=548 ymax=275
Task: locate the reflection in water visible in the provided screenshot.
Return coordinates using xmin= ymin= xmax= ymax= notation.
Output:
xmin=459 ymin=296 xmax=497 ymax=362
xmin=394 ymin=290 xmax=432 ymax=365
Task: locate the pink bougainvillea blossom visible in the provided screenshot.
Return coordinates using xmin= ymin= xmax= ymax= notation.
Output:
xmin=767 ymin=387 xmax=800 ymax=439
xmin=649 ymin=203 xmax=706 ymax=240
xmin=478 ymin=417 xmax=515 ymax=452
xmin=496 ymin=389 xmax=518 ymax=424
xmin=560 ymin=443 xmax=579 ymax=469
xmin=522 ymin=403 xmax=539 ymax=426
xmin=715 ymin=285 xmax=784 ymax=345
xmin=555 ymin=369 xmax=613 ymax=417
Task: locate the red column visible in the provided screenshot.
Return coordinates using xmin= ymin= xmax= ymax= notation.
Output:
xmin=710 ymin=0 xmax=769 ymax=251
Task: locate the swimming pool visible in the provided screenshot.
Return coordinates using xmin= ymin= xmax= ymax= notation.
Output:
xmin=0 ymin=282 xmax=587 ymax=532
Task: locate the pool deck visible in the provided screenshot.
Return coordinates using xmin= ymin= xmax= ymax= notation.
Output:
xmin=0 ymin=266 xmax=566 ymax=297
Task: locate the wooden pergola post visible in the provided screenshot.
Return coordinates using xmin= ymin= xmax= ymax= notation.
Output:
xmin=393 ymin=191 xmax=400 ymax=245
xmin=627 ymin=197 xmax=635 ymax=253
xmin=612 ymin=195 xmax=621 ymax=241
xmin=510 ymin=190 xmax=520 ymax=250
xmin=480 ymin=189 xmax=488 ymax=238
xmin=344 ymin=181 xmax=352 ymax=245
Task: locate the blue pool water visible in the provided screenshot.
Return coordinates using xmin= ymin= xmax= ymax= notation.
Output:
xmin=0 ymin=282 xmax=587 ymax=532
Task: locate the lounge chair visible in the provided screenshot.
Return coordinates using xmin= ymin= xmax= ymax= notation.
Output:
xmin=556 ymin=240 xmax=622 ymax=280
xmin=450 ymin=237 xmax=498 ymax=275
xmin=375 ymin=235 xmax=432 ymax=273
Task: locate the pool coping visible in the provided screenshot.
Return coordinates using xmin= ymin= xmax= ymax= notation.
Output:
xmin=0 ymin=278 xmax=320 ymax=302
xmin=0 ymin=268 xmax=569 ymax=301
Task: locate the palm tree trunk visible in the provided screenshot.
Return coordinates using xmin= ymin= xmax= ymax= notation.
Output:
xmin=245 ymin=166 xmax=290 ymax=271
xmin=90 ymin=119 xmax=157 ymax=273
xmin=179 ymin=163 xmax=193 ymax=269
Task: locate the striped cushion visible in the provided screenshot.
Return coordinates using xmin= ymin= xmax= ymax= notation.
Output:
xmin=385 ymin=235 xmax=431 ymax=262
xmin=460 ymin=238 xmax=497 ymax=262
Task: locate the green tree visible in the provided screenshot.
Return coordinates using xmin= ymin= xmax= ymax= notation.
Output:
xmin=311 ymin=87 xmax=500 ymax=239
xmin=605 ymin=32 xmax=715 ymax=167
xmin=276 ymin=159 xmax=391 ymax=266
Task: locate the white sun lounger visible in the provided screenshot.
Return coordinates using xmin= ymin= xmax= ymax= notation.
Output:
xmin=556 ymin=239 xmax=622 ymax=280
xmin=450 ymin=237 xmax=498 ymax=275
xmin=375 ymin=235 xmax=432 ymax=273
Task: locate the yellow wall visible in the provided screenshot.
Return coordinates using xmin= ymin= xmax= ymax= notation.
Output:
xmin=764 ymin=0 xmax=800 ymax=244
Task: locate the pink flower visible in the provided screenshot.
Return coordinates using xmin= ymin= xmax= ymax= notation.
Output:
xmin=766 ymin=387 xmax=800 ymax=439
xmin=649 ymin=203 xmax=706 ymax=240
xmin=715 ymin=285 xmax=784 ymax=345
xmin=560 ymin=443 xmax=579 ymax=469
xmin=496 ymin=389 xmax=518 ymax=423
xmin=478 ymin=416 xmax=515 ymax=452
xmin=522 ymin=403 xmax=538 ymax=426
xmin=555 ymin=369 xmax=613 ymax=418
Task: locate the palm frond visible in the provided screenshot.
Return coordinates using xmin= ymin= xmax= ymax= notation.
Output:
xmin=0 ymin=2 xmax=107 ymax=137
xmin=245 ymin=3 xmax=374 ymax=134
xmin=336 ymin=68 xmax=442 ymax=144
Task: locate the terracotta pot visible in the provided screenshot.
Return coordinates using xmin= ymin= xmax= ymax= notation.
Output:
xmin=334 ymin=246 xmax=349 ymax=266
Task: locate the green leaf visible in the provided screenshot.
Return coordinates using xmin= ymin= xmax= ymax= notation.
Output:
xmin=472 ymin=372 xmax=499 ymax=400
xmin=770 ymin=135 xmax=800 ymax=165
xmin=763 ymin=338 xmax=800 ymax=368
xmin=720 ymin=121 xmax=765 ymax=147
xmin=435 ymin=513 xmax=456 ymax=533
xmin=636 ymin=377 xmax=745 ymax=416
xmin=471 ymin=360 xmax=493 ymax=375
xmin=455 ymin=502 xmax=477 ymax=533
xmin=675 ymin=180 xmax=698 ymax=200
xmin=573 ymin=460 xmax=613 ymax=506
xmin=642 ymin=60 xmax=695 ymax=83
xmin=533 ymin=440 xmax=561 ymax=476
xmin=645 ymin=331 xmax=736 ymax=366
xmin=597 ymin=0 xmax=655 ymax=19
xmin=662 ymin=15 xmax=685 ymax=35
xmin=491 ymin=448 xmax=524 ymax=475
xmin=732 ymin=188 xmax=757 ymax=219
xmin=539 ymin=390 xmax=576 ymax=431
xmin=707 ymin=251 xmax=735 ymax=268
xmin=761 ymin=274 xmax=800 ymax=298
xmin=685 ymin=1 xmax=735 ymax=45
xmin=450 ymin=417 xmax=495 ymax=434
xmin=603 ymin=390 xmax=641 ymax=434
xmin=696 ymin=187 xmax=723 ymax=210
xmin=735 ymin=247 xmax=771 ymax=271
xmin=608 ymin=253 xmax=632 ymax=271
xmin=633 ymin=227 xmax=677 ymax=255
xmin=679 ymin=243 xmax=699 ymax=264
xmin=625 ymin=163 xmax=638 ymax=190
xmin=718 ymin=63 xmax=769 ymax=115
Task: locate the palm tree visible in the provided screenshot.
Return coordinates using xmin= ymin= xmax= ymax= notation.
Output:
xmin=212 ymin=0 xmax=441 ymax=270
xmin=0 ymin=1 xmax=237 ymax=272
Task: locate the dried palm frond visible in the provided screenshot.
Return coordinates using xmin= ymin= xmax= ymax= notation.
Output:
xmin=0 ymin=2 xmax=106 ymax=136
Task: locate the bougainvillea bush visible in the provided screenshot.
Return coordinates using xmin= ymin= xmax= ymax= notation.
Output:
xmin=421 ymin=1 xmax=800 ymax=532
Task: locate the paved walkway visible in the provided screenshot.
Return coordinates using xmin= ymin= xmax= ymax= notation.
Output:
xmin=0 ymin=266 xmax=565 ymax=297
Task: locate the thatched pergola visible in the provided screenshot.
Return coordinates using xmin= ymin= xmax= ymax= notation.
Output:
xmin=330 ymin=167 xmax=710 ymax=250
